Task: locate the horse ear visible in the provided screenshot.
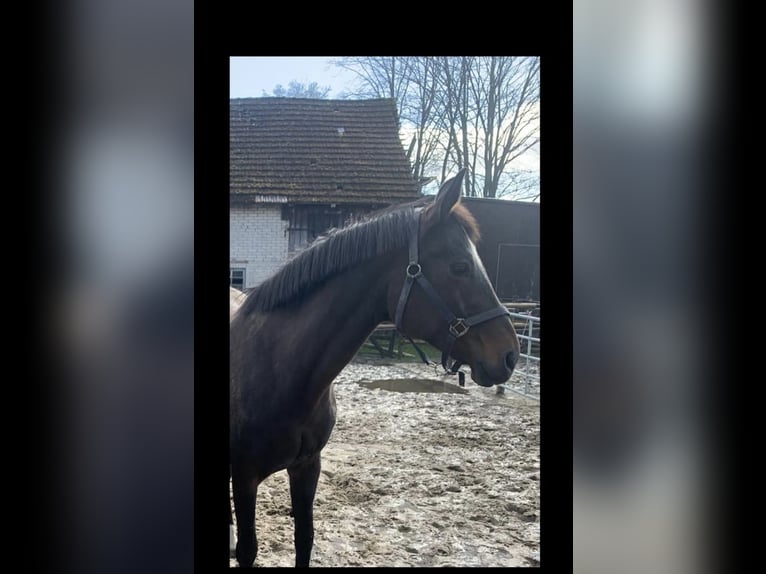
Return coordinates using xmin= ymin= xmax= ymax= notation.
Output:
xmin=433 ymin=169 xmax=466 ymax=222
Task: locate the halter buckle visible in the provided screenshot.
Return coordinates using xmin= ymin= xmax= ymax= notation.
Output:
xmin=406 ymin=263 xmax=422 ymax=278
xmin=449 ymin=318 xmax=469 ymax=338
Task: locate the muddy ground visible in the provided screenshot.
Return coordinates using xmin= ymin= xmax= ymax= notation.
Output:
xmin=230 ymin=360 xmax=540 ymax=567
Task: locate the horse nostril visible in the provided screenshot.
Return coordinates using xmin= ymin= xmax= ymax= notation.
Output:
xmin=505 ymin=350 xmax=518 ymax=371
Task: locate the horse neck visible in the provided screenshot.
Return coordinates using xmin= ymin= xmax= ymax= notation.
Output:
xmin=306 ymin=255 xmax=392 ymax=364
xmin=268 ymin=252 xmax=397 ymax=395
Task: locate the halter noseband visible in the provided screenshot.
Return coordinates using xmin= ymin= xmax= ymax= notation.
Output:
xmin=394 ymin=211 xmax=511 ymax=373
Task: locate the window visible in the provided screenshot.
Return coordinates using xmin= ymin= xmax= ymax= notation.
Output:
xmin=230 ymin=268 xmax=245 ymax=290
xmin=286 ymin=206 xmax=355 ymax=253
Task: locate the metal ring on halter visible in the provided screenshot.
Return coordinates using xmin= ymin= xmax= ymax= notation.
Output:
xmin=449 ymin=318 xmax=469 ymax=338
xmin=406 ymin=263 xmax=422 ymax=278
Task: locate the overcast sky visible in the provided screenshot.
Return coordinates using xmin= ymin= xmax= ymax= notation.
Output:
xmin=230 ymin=57 xmax=358 ymax=98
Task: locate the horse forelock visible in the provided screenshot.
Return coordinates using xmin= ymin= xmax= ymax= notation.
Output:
xmin=450 ymin=202 xmax=481 ymax=244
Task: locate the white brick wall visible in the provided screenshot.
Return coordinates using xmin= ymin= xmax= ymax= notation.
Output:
xmin=230 ymin=205 xmax=289 ymax=288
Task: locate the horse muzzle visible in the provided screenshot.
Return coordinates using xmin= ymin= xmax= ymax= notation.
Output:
xmin=471 ymin=350 xmax=517 ymax=386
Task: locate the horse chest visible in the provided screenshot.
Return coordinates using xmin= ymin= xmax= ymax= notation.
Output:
xmin=236 ymin=388 xmax=337 ymax=478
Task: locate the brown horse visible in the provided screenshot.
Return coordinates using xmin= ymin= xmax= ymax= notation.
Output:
xmin=229 ymin=170 xmax=520 ymax=567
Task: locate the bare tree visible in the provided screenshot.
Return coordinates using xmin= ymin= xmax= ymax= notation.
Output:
xmin=437 ymin=57 xmax=470 ymax=195
xmin=334 ymin=56 xmax=540 ymax=201
xmin=469 ymin=57 xmax=540 ymax=198
xmin=433 ymin=57 xmax=540 ymax=199
xmin=499 ymin=168 xmax=540 ymax=201
xmin=434 ymin=57 xmax=464 ymax=186
xmin=333 ymin=57 xmax=444 ymax=186
xmin=262 ymin=81 xmax=331 ymax=98
xmin=401 ymin=58 xmax=444 ymax=185
xmin=332 ymin=57 xmax=412 ymax=117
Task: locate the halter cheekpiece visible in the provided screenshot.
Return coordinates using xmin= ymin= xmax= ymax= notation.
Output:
xmin=394 ymin=209 xmax=511 ymax=375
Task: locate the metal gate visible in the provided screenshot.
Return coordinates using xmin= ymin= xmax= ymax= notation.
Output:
xmin=501 ymin=311 xmax=540 ymax=399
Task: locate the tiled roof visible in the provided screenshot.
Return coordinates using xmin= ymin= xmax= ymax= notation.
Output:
xmin=230 ymin=97 xmax=419 ymax=204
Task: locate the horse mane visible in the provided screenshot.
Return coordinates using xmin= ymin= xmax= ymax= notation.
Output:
xmin=239 ymin=197 xmax=480 ymax=315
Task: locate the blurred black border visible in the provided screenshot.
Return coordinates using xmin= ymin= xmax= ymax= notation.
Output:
xmin=194 ymin=30 xmax=232 ymax=574
xmin=196 ymin=11 xmax=572 ymax=573
xmin=536 ymin=42 xmax=573 ymax=574
xmin=711 ymin=2 xmax=738 ymax=570
xmin=30 ymin=0 xmax=70 ymax=569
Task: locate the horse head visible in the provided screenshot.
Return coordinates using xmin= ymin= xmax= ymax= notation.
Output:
xmin=386 ymin=170 xmax=521 ymax=386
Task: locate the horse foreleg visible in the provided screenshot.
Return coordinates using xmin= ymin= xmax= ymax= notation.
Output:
xmin=232 ymin=465 xmax=258 ymax=567
xmin=288 ymin=455 xmax=321 ymax=567
xmin=229 ymin=481 xmax=236 ymax=557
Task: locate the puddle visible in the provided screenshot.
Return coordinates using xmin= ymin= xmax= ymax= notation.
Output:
xmin=357 ymin=378 xmax=469 ymax=394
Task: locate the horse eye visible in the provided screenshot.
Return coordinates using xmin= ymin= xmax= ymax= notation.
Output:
xmin=450 ymin=262 xmax=469 ymax=276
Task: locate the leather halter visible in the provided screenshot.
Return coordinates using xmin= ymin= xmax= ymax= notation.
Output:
xmin=394 ymin=211 xmax=511 ymax=373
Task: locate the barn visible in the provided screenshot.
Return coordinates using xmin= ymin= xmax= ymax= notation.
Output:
xmin=461 ymin=197 xmax=539 ymax=302
xmin=229 ymin=97 xmax=419 ymax=289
